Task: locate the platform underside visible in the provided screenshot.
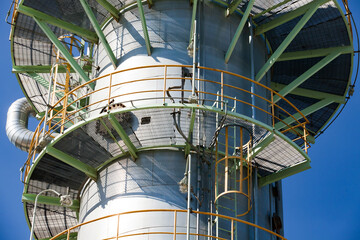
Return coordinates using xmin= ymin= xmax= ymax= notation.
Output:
xmin=23 ymin=105 xmax=309 ymax=239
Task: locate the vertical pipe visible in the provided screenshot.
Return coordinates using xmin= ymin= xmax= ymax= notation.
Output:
xmin=196 ymin=159 xmax=200 ymax=240
xmin=249 ymin=19 xmax=256 ymax=120
xmin=186 ymin=154 xmax=192 ymax=240
xmin=192 ymin=20 xmax=197 ymax=97
xmin=250 ymin=17 xmax=259 ymax=240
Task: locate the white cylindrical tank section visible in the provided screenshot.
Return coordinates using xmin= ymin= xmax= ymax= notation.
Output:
xmin=89 ymin=0 xmax=269 ymax=123
xmin=78 ymin=151 xmax=203 ymax=239
xmin=78 ymin=1 xmax=279 ymax=239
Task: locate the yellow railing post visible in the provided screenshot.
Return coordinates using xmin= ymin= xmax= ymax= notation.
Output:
xmin=66 ymin=229 xmax=70 ymax=240
xmin=163 ymin=65 xmax=167 ymax=104
xmin=225 ymin=126 xmax=229 ymax=192
xmin=221 ymin=71 xmax=224 ymax=110
xmin=173 ymin=210 xmax=177 ymax=240
xmin=108 ymin=73 xmax=113 ymax=110
xmin=231 ymin=219 xmax=234 ymax=240
xmin=271 ymin=91 xmax=275 ymax=128
xmin=116 ymin=214 xmax=120 ymax=240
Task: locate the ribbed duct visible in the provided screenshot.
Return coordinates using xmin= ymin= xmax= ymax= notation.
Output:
xmin=6 ymin=98 xmax=36 ymax=152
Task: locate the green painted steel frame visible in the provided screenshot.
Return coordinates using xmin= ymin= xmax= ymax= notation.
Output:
xmin=12 ymin=65 xmax=92 ymax=73
xmin=46 ymin=146 xmax=98 ymax=181
xmin=278 ymin=45 xmax=353 ymax=62
xmin=224 ymin=0 xmax=255 ymax=63
xmin=250 ymin=133 xmax=275 ymax=158
xmin=255 ymin=1 xmax=327 ymax=82
xmin=253 ymin=0 xmax=292 ymax=19
xmin=136 ymin=0 xmax=152 ymax=55
xmin=189 ymin=0 xmax=198 ymax=46
xmin=254 ymin=0 xmax=331 ymax=36
xmin=259 ymin=160 xmax=311 ymax=187
xmin=226 ymin=0 xmax=243 ymax=17
xmin=184 ymin=108 xmax=196 ymax=156
xmin=273 ymin=46 xmax=349 ymax=103
xmin=80 ymin=0 xmax=117 ymax=69
xmin=25 ymin=103 xmax=310 ymax=188
xmin=275 ymin=98 xmax=334 ymax=130
xmin=33 ymin=17 xmax=94 ymax=89
xmin=95 ymin=0 xmax=120 ymax=21
xmin=99 ymin=118 xmax=126 ymax=154
xmin=108 ymin=114 xmax=138 ymax=159
xmin=22 ymin=193 xmax=80 ymax=210
xmin=271 ymin=82 xmax=345 ymax=104
xmin=17 ymin=4 xmax=98 ymax=43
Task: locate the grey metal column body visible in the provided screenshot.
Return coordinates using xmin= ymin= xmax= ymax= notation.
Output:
xmin=78 ymin=1 xmax=279 ymax=239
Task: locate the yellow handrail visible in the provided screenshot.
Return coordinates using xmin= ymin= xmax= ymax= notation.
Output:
xmin=50 ymin=209 xmax=287 ymax=240
xmin=24 ymin=65 xmax=310 ymax=181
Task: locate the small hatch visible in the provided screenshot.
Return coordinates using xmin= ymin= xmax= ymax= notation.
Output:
xmin=141 ymin=117 xmax=151 ymax=125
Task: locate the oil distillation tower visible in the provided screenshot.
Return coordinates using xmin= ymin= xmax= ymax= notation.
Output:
xmin=5 ymin=0 xmax=355 ymax=239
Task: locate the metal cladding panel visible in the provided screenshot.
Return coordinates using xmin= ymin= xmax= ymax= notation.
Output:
xmin=78 ymin=151 xmax=202 ymax=240
xmin=53 ymin=127 xmax=113 ymax=167
xmin=25 ymin=202 xmax=78 ymax=240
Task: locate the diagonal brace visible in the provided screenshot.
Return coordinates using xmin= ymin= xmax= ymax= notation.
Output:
xmin=33 ymin=17 xmax=94 ymax=89
xmin=273 ymin=47 xmax=346 ymax=103
xmin=250 ymin=133 xmax=275 ymax=159
xmin=17 ymin=4 xmax=98 ymax=43
xmin=275 ymin=98 xmax=334 ymax=130
xmin=95 ymin=0 xmax=120 ymax=21
xmin=255 ymin=4 xmax=322 ymax=82
xmin=226 ymin=0 xmax=243 ymax=17
xmin=80 ymin=0 xmax=117 ymax=69
xmin=136 ymin=0 xmax=151 ymax=55
xmin=46 ymin=146 xmax=98 ymax=181
xmin=225 ymin=0 xmax=255 ymax=63
xmin=255 ymin=0 xmax=330 ymax=36
xmin=108 ymin=114 xmax=138 ymax=159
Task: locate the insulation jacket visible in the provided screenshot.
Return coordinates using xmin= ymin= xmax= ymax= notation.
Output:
xmin=6 ymin=98 xmax=36 ymax=152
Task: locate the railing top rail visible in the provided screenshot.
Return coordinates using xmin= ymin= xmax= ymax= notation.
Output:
xmin=50 ymin=208 xmax=286 ymax=240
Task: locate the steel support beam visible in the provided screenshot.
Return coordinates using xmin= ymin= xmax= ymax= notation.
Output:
xmin=273 ymin=48 xmax=345 ymax=103
xmin=225 ymin=0 xmax=255 ymax=63
xmin=17 ymin=4 xmax=98 ymax=43
xmin=108 ymin=114 xmax=138 ymax=159
xmin=275 ymin=98 xmax=334 ymax=130
xmin=189 ymin=0 xmax=198 ymax=45
xmin=254 ymin=0 xmax=330 ymax=36
xmin=253 ymin=0 xmax=292 ymax=19
xmin=255 ymin=5 xmax=322 ymax=82
xmin=46 ymin=146 xmax=98 ymax=181
xmin=271 ymin=82 xmax=345 ymax=104
xmin=22 ymin=193 xmax=80 ymax=210
xmin=136 ymin=0 xmax=151 ymax=55
xmin=99 ymin=118 xmax=126 ymax=154
xmin=278 ymin=45 xmax=353 ymax=62
xmin=13 ymin=65 xmax=92 ymax=74
xmin=250 ymin=133 xmax=275 ymax=159
xmin=226 ymin=0 xmax=243 ymax=16
xmin=95 ymin=0 xmax=120 ymax=21
xmin=80 ymin=0 xmax=118 ymax=69
xmin=185 ymin=108 xmax=196 ymax=156
xmin=33 ymin=17 xmax=94 ymax=89
xmin=259 ymin=160 xmax=311 ymax=187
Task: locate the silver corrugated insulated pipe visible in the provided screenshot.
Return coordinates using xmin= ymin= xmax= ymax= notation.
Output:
xmin=6 ymin=98 xmax=36 ymax=152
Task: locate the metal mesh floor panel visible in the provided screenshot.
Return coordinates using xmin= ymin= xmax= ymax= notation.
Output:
xmin=255 ymin=135 xmax=307 ymax=176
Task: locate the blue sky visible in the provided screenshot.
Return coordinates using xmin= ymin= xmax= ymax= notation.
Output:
xmin=0 ymin=1 xmax=359 ymax=239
